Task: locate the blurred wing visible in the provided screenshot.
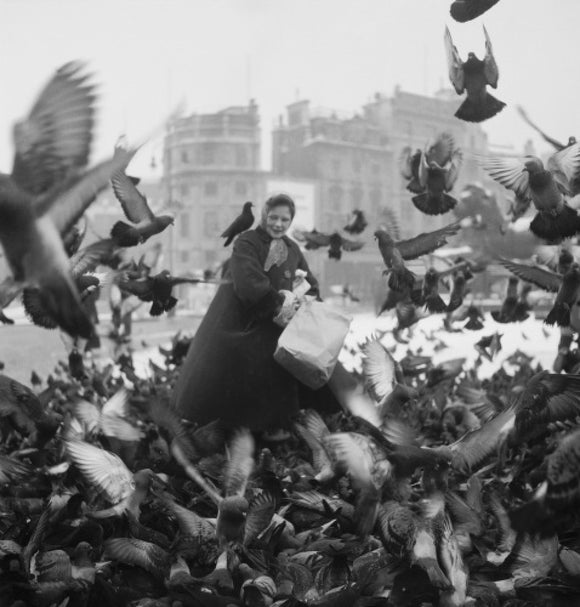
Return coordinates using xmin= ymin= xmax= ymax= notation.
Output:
xmin=110 ymin=170 xmax=154 ymax=223
xmin=429 ymin=132 xmax=456 ymax=166
xmin=224 ymin=428 xmax=255 ymax=497
xmin=450 ymin=406 xmax=516 ymax=473
xmin=44 ymin=146 xmax=138 ymax=236
xmin=341 ymin=237 xmax=365 ymax=252
xmin=498 ymin=258 xmax=562 ymax=292
xmin=74 ymin=399 xmax=101 ymax=434
xmin=516 ymin=106 xmax=566 ymax=152
xmin=324 ymin=432 xmax=373 ymax=491
xmin=161 ymin=497 xmax=216 ymax=540
xmin=103 ymin=538 xmax=169 ymax=577
xmin=478 ymin=156 xmax=531 ymax=200
xmin=547 ymin=142 xmax=580 ymax=194
xmin=482 ymin=25 xmax=499 ymax=88
xmin=396 ymin=222 xmax=461 ymax=260
xmin=244 ymin=492 xmax=276 ymax=546
xmin=70 ymin=238 xmax=117 ymax=276
xmin=361 ymin=338 xmax=396 ymax=404
xmin=12 ymin=61 xmax=96 ymax=195
xmin=65 ymin=439 xmax=134 ymax=504
xmin=445 ymin=149 xmax=463 ymax=190
xmin=540 ymin=373 xmax=580 ymax=424
xmin=444 ymin=26 xmax=465 ymax=94
xmin=302 ymin=230 xmax=332 ymax=247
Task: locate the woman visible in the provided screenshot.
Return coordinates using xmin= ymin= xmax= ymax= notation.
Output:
xmin=172 ymin=193 xmax=341 ymax=434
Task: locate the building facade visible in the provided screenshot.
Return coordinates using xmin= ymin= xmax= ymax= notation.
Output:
xmin=271 ymin=87 xmax=492 ymax=298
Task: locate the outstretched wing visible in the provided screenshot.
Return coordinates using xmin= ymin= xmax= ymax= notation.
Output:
xmin=341 ymin=236 xmax=365 ymax=252
xmin=516 ymin=106 xmax=566 ymax=152
xmin=482 ymin=25 xmax=499 ymax=88
xmin=478 ymin=156 xmax=531 ymax=201
xmin=444 ymin=26 xmax=465 ymax=94
xmin=293 ymin=229 xmax=331 ymax=249
xmin=396 ymin=222 xmax=461 ymax=261
xmin=111 ymin=170 xmax=154 ymax=223
xmin=546 ymin=142 xmax=580 ymax=196
xmin=399 ymin=146 xmax=415 ymax=180
xmin=12 ymin=61 xmax=96 ymax=196
xmin=498 ymin=258 xmax=562 ymax=293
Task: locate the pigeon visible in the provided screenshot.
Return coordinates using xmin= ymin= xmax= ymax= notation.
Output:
xmin=374 ymin=222 xmax=461 ymax=292
xmin=110 ymin=165 xmax=174 ymax=247
xmin=491 ymin=277 xmax=519 ymax=323
xmin=0 ymin=61 xmax=137 ymax=339
xmin=444 ymin=25 xmax=505 ymax=123
xmin=516 ymin=106 xmax=576 ymax=152
xmin=117 ymin=269 xmax=223 ymax=316
xmin=480 ymin=144 xmax=580 ymax=241
xmin=221 ymin=201 xmax=254 ymax=246
xmin=343 ymin=209 xmax=368 ymax=235
xmin=292 ymin=229 xmax=364 ymax=260
xmin=412 ymin=133 xmax=463 ymax=215
xmin=449 ymin=0 xmax=500 ymax=22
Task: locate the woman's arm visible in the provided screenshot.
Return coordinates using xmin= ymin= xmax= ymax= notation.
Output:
xmin=230 ymin=234 xmax=284 ymax=319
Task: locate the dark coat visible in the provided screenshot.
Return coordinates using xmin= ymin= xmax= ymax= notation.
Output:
xmin=172 ymin=226 xmax=340 ymax=431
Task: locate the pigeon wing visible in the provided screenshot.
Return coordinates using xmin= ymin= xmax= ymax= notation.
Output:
xmin=498 ymin=258 xmax=562 ymax=293
xmin=444 ymin=27 xmax=465 ymax=94
xmin=396 ymin=222 xmax=461 ymax=260
xmin=111 ymin=170 xmax=154 ymax=223
xmin=483 ymin=25 xmax=500 ymax=88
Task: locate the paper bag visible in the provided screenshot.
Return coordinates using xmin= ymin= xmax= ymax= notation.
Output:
xmin=274 ymin=300 xmax=352 ymax=389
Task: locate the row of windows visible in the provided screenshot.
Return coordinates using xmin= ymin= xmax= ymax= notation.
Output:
xmin=177 ymin=181 xmax=249 ymax=198
xmin=330 ymin=157 xmax=382 ymax=176
xmin=176 ymin=143 xmax=250 ymax=167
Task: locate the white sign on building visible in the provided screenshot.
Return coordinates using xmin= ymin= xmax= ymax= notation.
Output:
xmin=263 ymin=177 xmax=317 ymax=233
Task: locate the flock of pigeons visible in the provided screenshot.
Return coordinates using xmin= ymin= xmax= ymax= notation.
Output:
xmin=2 ymin=0 xmax=580 ymax=606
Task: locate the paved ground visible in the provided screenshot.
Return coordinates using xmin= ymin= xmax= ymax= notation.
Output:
xmin=0 ymin=313 xmax=203 ymax=384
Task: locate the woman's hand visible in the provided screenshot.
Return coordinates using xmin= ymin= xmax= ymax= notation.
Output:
xmin=273 ymin=290 xmax=300 ymax=327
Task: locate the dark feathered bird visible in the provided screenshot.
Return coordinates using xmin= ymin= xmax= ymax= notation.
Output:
xmin=110 ymin=163 xmax=174 ymax=246
xmin=545 ymin=263 xmax=580 ymax=327
xmin=0 ymin=61 xmax=137 ymax=339
xmin=374 ymin=222 xmax=461 ymax=292
xmin=118 ymin=269 xmax=223 ymax=316
xmin=491 ymin=277 xmax=519 ymax=323
xmin=481 ymin=145 xmax=580 ymax=242
xmin=464 ymin=304 xmax=485 ymax=331
xmin=221 ymin=201 xmax=254 ymax=246
xmin=445 ymin=25 xmax=505 ymax=123
xmin=293 ymin=229 xmax=364 ymax=260
xmin=343 ymin=209 xmax=368 ymax=235
xmin=449 ymin=0 xmax=500 ymax=22
xmin=399 ymin=147 xmax=423 ymax=194
xmin=412 ymin=133 xmax=463 ymax=215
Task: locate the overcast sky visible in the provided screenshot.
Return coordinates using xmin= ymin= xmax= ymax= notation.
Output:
xmin=1 ymin=0 xmax=578 ymax=180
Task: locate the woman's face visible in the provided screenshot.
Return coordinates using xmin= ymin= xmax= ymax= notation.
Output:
xmin=264 ymin=205 xmax=293 ymax=239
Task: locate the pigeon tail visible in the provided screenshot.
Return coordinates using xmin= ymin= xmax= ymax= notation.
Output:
xmin=111 ymin=221 xmax=142 ymax=247
xmin=221 ymin=232 xmax=235 ymax=247
xmin=545 ymin=302 xmax=571 ymax=327
xmin=454 ymin=92 xmax=505 ymax=123
xmin=412 ymin=192 xmax=457 ymax=216
xmin=464 ymin=318 xmax=484 ymax=331
xmin=424 ymin=295 xmax=448 ymax=314
xmin=328 ymin=248 xmax=342 ymax=261
xmin=530 ymin=206 xmax=580 ymax=242
xmin=38 ymin=278 xmax=93 ymax=339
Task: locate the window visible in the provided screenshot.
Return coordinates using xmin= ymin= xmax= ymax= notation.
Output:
xmin=350 ymin=186 xmax=363 ymax=207
xmin=204 ymin=211 xmax=219 ymax=238
xmin=179 ymin=213 xmax=190 ymax=238
xmin=235 ymin=146 xmax=248 ymax=167
xmin=328 ymin=184 xmax=343 ymax=212
xmin=201 ymin=142 xmax=216 ymax=165
xmin=370 ymin=188 xmax=382 ymax=213
xmin=235 ymin=181 xmax=247 ymax=196
xmin=180 ymin=149 xmax=189 ymax=163
xmin=204 ymin=181 xmax=218 ymax=196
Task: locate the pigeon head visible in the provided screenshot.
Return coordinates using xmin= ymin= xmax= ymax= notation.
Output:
xmin=243 ymin=201 xmax=254 ymax=211
xmin=158 ymin=215 xmax=174 ymax=228
xmin=523 ymin=157 xmax=544 ymax=174
xmin=374 ymin=229 xmax=393 ymax=245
